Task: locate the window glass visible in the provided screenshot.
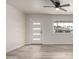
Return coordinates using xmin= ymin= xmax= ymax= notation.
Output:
xmin=32 ymin=28 xmax=41 ymax=30
xmin=53 ymin=22 xmax=73 ymax=33
xmin=33 ymin=38 xmax=40 ymax=40
xmin=33 ymin=33 xmax=40 ymax=35
xmin=33 ymin=23 xmax=40 ymax=25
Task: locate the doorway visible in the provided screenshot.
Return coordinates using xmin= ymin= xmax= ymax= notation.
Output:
xmin=31 ymin=21 xmax=42 ymax=44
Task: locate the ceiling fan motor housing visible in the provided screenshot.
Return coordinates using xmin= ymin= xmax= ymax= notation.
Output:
xmin=55 ymin=2 xmax=60 ymax=8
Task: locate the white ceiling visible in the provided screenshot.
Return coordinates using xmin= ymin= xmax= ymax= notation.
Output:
xmin=7 ymin=0 xmax=73 ymax=14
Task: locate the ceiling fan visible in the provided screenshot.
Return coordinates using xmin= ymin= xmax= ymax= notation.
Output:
xmin=43 ymin=0 xmax=70 ymax=12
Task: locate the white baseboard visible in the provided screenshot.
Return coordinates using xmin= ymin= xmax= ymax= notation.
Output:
xmin=25 ymin=43 xmax=73 ymax=45
xmin=42 ymin=43 xmax=73 ymax=45
xmin=24 ymin=43 xmax=31 ymax=45
xmin=6 ymin=44 xmax=25 ymax=53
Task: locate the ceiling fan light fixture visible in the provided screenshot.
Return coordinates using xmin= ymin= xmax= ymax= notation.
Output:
xmin=56 ymin=8 xmax=59 ymax=11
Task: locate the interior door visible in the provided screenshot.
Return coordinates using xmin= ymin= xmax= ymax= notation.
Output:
xmin=31 ymin=22 xmax=42 ymax=44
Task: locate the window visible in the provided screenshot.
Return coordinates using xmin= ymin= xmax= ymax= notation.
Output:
xmin=32 ymin=22 xmax=41 ymax=41
xmin=32 ymin=28 xmax=41 ymax=30
xmin=33 ymin=33 xmax=41 ymax=35
xmin=33 ymin=23 xmax=40 ymax=25
xmin=33 ymin=38 xmax=40 ymax=40
xmin=53 ymin=21 xmax=73 ymax=33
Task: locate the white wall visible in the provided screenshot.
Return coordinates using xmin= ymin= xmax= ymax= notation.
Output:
xmin=25 ymin=14 xmax=73 ymax=44
xmin=6 ymin=4 xmax=25 ymax=52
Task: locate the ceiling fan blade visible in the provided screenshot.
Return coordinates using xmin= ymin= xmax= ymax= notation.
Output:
xmin=59 ymin=7 xmax=67 ymax=12
xmin=50 ymin=0 xmax=56 ymax=5
xmin=43 ymin=6 xmax=55 ymax=7
xmin=60 ymin=4 xmax=70 ymax=7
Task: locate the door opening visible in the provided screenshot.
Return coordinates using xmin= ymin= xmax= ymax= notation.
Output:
xmin=31 ymin=22 xmax=42 ymax=44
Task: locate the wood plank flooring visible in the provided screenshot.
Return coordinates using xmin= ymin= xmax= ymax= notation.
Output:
xmin=6 ymin=44 xmax=73 ymax=59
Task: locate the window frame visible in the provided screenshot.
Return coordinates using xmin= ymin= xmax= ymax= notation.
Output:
xmin=53 ymin=21 xmax=73 ymax=33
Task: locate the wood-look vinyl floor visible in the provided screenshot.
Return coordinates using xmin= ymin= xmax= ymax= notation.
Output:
xmin=6 ymin=44 xmax=73 ymax=59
